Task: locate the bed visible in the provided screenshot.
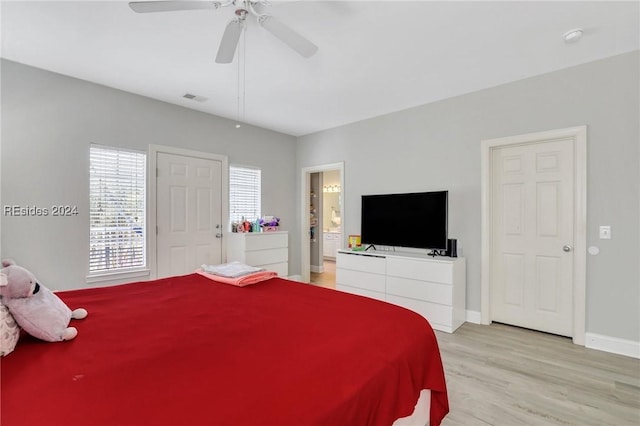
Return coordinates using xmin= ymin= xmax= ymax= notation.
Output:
xmin=1 ymin=273 xmax=448 ymax=425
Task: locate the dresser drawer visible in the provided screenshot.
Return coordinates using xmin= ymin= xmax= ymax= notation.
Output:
xmin=336 ymin=284 xmax=386 ymax=303
xmin=244 ymin=232 xmax=288 ymax=251
xmin=336 ymin=268 xmax=385 ymax=293
xmin=386 ymin=295 xmax=454 ymax=331
xmin=386 ymin=257 xmax=453 ymax=284
xmin=386 ymin=276 xmax=453 ymax=305
xmin=337 ymin=252 xmax=385 ymax=274
xmin=245 ymin=247 xmax=288 ymax=266
xmin=261 ymin=262 xmax=288 ymax=277
xmin=336 ymin=251 xmax=465 ymax=333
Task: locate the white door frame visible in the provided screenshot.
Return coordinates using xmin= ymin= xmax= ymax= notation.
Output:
xmin=480 ymin=126 xmax=587 ymax=345
xmin=300 ymin=162 xmax=345 ymax=283
xmin=148 ymin=144 xmax=229 ymax=280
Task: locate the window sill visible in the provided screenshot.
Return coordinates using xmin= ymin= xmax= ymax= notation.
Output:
xmin=86 ymin=268 xmax=150 ymax=285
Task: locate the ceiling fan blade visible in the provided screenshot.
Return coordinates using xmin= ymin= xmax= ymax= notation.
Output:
xmin=258 ymin=15 xmax=318 ymax=58
xmin=129 ymin=1 xmax=221 ymax=13
xmin=215 ymin=19 xmax=245 ymax=64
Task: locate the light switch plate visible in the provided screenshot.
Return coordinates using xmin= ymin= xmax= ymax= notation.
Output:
xmin=599 ymin=226 xmax=611 ymax=239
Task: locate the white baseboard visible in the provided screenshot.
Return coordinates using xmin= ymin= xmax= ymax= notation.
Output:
xmin=465 ymin=313 xmax=639 ymax=359
xmin=585 ymin=332 xmax=640 ymax=359
xmin=287 ymin=274 xmax=302 ymax=282
xmin=310 ymin=265 xmax=324 ymax=273
xmin=466 ymin=310 xmax=481 ymax=324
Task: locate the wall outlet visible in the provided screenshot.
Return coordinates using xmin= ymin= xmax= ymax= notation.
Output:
xmin=599 ymin=226 xmax=611 ymax=239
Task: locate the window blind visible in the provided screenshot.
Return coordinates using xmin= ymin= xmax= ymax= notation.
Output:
xmin=89 ymin=145 xmax=146 ymax=273
xmin=229 ymin=165 xmax=261 ymax=224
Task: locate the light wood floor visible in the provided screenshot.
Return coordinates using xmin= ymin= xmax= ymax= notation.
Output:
xmin=310 ymin=260 xmax=336 ymax=289
xmin=308 ymin=263 xmax=639 ymax=424
xmin=435 ymin=322 xmax=640 ymax=425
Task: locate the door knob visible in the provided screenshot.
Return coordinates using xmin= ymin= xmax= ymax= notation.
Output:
xmin=563 ymin=245 xmax=572 ymax=252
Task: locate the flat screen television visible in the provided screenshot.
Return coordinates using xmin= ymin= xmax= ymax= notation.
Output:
xmin=361 ymin=191 xmax=448 ymax=251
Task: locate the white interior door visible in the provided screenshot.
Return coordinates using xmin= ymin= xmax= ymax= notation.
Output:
xmin=491 ymin=138 xmax=574 ymax=336
xmin=156 ymin=152 xmax=223 ymax=278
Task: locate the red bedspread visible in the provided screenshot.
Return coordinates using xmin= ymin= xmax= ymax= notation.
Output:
xmin=1 ymin=275 xmax=448 ymax=425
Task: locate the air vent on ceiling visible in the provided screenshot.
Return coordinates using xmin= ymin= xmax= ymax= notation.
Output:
xmin=183 ymin=93 xmax=208 ymax=102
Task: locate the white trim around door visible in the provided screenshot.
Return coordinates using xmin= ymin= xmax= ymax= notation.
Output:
xmin=300 ymin=162 xmax=345 ymax=283
xmin=480 ymin=126 xmax=587 ymax=345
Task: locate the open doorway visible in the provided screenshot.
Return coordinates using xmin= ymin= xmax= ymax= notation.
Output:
xmin=300 ymin=162 xmax=344 ymax=284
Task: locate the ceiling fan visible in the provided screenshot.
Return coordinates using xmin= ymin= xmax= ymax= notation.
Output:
xmin=128 ymin=1 xmax=318 ymax=64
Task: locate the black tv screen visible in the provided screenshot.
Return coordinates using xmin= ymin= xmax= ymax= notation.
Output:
xmin=361 ymin=191 xmax=448 ymax=250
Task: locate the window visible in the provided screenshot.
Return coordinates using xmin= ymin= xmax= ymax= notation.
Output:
xmin=89 ymin=145 xmax=146 ymax=274
xmin=229 ymin=165 xmax=261 ymax=225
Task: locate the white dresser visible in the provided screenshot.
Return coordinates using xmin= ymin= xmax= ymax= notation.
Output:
xmin=336 ymin=250 xmax=465 ymax=333
xmin=226 ymin=231 xmax=288 ymax=277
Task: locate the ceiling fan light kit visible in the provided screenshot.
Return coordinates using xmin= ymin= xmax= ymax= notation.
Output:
xmin=129 ymin=0 xmax=318 ymax=63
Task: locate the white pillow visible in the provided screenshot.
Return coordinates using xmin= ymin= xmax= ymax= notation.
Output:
xmin=0 ymin=302 xmax=20 ymax=356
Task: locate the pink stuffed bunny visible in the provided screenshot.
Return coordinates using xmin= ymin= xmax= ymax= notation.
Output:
xmin=0 ymin=259 xmax=87 ymax=342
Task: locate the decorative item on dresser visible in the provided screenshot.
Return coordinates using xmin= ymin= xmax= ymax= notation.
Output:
xmin=226 ymin=231 xmax=288 ymax=277
xmin=336 ymin=249 xmax=466 ymax=333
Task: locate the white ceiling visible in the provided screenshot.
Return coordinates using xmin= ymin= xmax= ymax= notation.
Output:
xmin=2 ymin=1 xmax=639 ymax=136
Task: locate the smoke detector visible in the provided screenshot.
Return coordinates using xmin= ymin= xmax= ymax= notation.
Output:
xmin=563 ymin=28 xmax=583 ymax=43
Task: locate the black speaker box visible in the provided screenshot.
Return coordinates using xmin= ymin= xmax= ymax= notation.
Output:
xmin=446 ymin=239 xmax=457 ymax=257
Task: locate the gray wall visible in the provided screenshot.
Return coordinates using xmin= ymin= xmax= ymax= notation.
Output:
xmin=1 ymin=59 xmax=298 ymax=291
xmin=296 ymin=51 xmax=640 ymax=343
xmin=2 ymin=51 xmax=638 ymax=344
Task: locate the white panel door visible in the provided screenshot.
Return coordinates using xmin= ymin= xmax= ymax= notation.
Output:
xmin=491 ymin=138 xmax=574 ymax=336
xmin=156 ymin=153 xmax=223 ymax=278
